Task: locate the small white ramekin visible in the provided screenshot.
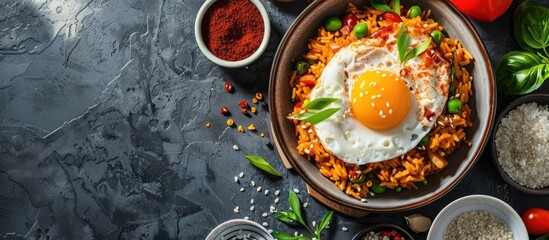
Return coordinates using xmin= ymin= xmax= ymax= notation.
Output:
xmin=194 ymin=0 xmax=271 ymax=68
xmin=205 ymin=219 xmax=274 ymax=240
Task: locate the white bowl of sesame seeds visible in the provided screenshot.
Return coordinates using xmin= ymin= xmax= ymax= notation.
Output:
xmin=427 ymin=195 xmax=528 ymax=240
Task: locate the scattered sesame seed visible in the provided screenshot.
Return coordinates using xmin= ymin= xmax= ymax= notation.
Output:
xmin=270 ymin=206 xmax=276 ymax=212
xmin=251 ymin=181 xmax=256 ymax=187
xmin=377 ymin=94 xmax=381 ymax=98
xmin=240 ymin=188 xmax=245 ymax=192
xmin=250 ymin=206 xmax=255 ymax=211
xmin=381 ymin=87 xmax=385 ymax=91
xmin=381 ymin=115 xmax=386 ymax=118
xmin=262 ymin=222 xmax=269 ymax=227
xmin=268 ymin=229 xmax=273 ymax=234
xmin=234 ymin=176 xmax=239 ymax=183
xmin=392 ymin=168 xmax=397 ymax=174
xmin=304 ymin=149 xmax=310 ymax=154
xmin=361 ymin=198 xmax=367 ymax=202
xmin=294 ymin=231 xmax=298 ymax=237
xmin=386 ymin=102 xmax=390 ymax=107
xmin=379 ymin=110 xmax=383 ymax=116
xmin=233 ymin=145 xmax=239 ymax=151
xmin=359 ymin=92 xmax=363 ymax=98
xmin=371 ymin=95 xmax=376 ymax=99
xmin=342 ymin=227 xmax=348 ymax=232
xmin=244 ymin=216 xmax=249 ymax=220
xmin=303 ymin=202 xmax=309 ymax=208
xmin=307 ymin=129 xmax=312 ymax=133
xmin=234 ymin=206 xmax=240 ymax=213
xmin=293 ymin=188 xmax=300 ymax=193
xmin=257 ymin=186 xmax=262 ymax=192
xmin=365 ymin=91 xmax=368 ymax=95
xmin=389 ymin=109 xmax=393 ymax=114
xmin=262 ymin=212 xmax=268 ymax=217
xmin=353 ymin=98 xmax=357 ymax=104
xmin=239 ymin=172 xmax=244 ymax=178
xmin=371 ymin=103 xmax=375 ymax=107
xmin=301 ymin=125 xmax=307 ymax=129
xmin=370 ymin=191 xmax=375 ymax=196
xmin=382 ymin=74 xmax=387 ymax=77
xmin=264 ymin=190 xmax=270 ymax=195
xmin=250 ymin=199 xmax=254 ymax=204
xmin=376 ymin=71 xmax=380 ymax=74
xmin=274 ymin=198 xmax=280 ymax=204
xmin=312 ymin=221 xmax=317 ymax=227
xmin=275 ymin=190 xmax=280 ymax=196
xmin=326 ymin=225 xmax=330 ymax=229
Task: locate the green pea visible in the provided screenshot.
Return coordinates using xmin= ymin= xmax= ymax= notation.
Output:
xmin=324 ymin=17 xmax=342 ymax=32
xmin=419 ymin=135 xmax=429 ymax=146
xmin=395 ymin=186 xmax=402 ymax=192
xmin=430 ymin=30 xmax=444 ymax=44
xmin=349 ymin=174 xmax=366 ymax=183
xmin=366 ymin=172 xmax=377 ymax=179
xmin=294 ymin=61 xmax=310 ymax=75
xmin=408 ymin=6 xmax=422 ymax=18
xmin=449 ymin=83 xmax=456 ymax=93
xmin=371 ymin=183 xmax=387 ymax=194
xmin=447 ymin=98 xmax=462 ymax=114
xmin=422 ymin=179 xmax=428 ymax=185
xmin=352 ymin=22 xmax=368 ymax=39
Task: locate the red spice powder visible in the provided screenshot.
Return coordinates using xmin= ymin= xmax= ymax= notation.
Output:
xmin=201 ymin=0 xmax=265 ymax=62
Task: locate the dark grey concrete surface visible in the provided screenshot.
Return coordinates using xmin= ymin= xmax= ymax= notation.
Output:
xmin=0 ymin=0 xmax=548 ymax=239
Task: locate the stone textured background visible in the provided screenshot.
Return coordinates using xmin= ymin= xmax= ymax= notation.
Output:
xmin=1 ymin=0 xmax=548 ymax=239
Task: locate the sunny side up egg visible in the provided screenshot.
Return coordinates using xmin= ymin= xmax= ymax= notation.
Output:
xmin=310 ymin=23 xmax=451 ymax=165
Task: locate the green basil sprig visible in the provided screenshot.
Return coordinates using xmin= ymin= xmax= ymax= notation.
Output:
xmin=273 ymin=190 xmax=334 ymax=240
xmin=496 ymin=0 xmax=549 ymax=95
xmin=369 ymin=0 xmax=401 ymax=15
xmin=397 ymin=24 xmax=432 ymax=65
xmin=244 ymin=155 xmax=282 ymax=177
xmin=287 ymin=98 xmax=340 ymax=124
xmin=496 ymin=51 xmax=549 ymax=94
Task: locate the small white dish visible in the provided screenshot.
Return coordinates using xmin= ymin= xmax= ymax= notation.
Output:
xmin=206 ymin=219 xmax=274 ymax=240
xmin=427 ymin=195 xmax=528 ymax=240
xmin=194 ymin=0 xmax=271 ymax=68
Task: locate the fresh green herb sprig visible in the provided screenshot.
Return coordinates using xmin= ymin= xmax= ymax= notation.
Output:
xmin=287 ymin=98 xmax=341 ymax=124
xmin=397 ymin=24 xmax=432 ymax=65
xmin=244 ymin=155 xmax=282 ymax=177
xmin=496 ymin=0 xmax=549 ymax=95
xmin=273 ymin=190 xmax=333 ymax=240
xmin=369 ymin=0 xmax=401 ymax=15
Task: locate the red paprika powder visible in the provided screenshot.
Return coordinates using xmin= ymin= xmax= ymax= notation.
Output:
xmin=201 ymin=0 xmax=264 ymax=61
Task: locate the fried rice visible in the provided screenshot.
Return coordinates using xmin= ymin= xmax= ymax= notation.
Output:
xmin=289 ymin=3 xmax=474 ymax=200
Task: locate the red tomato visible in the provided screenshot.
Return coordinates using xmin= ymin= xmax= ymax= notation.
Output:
xmin=383 ymin=13 xmax=402 ymax=24
xmin=449 ymin=0 xmax=512 ymax=22
xmin=343 ymin=13 xmax=358 ymax=32
xmin=521 ymin=208 xmax=549 ymax=235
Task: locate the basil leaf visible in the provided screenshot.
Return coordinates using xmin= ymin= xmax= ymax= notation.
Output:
xmin=303 ymin=97 xmax=338 ymax=110
xmin=514 ymin=0 xmax=538 ymax=52
xmin=401 ymin=37 xmax=431 ymax=64
xmin=287 ymin=112 xmax=315 ymax=120
xmin=315 ymin=210 xmax=333 ymax=236
xmin=276 ymin=211 xmax=297 ymax=223
xmin=301 ymin=108 xmax=340 ymax=124
xmin=369 ymin=0 xmax=392 ymax=12
xmin=397 ymin=24 xmax=409 ymax=61
xmin=272 ymin=231 xmax=309 ymax=240
xmin=520 ymin=6 xmax=549 ymax=51
xmin=496 ymin=51 xmax=549 ymax=94
xmin=244 ymin=155 xmax=282 ymax=177
xmin=391 ymin=0 xmax=400 ymax=16
xmin=288 ymin=190 xmax=303 ymax=221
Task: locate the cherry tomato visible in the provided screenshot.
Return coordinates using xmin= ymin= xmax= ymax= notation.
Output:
xmin=343 ymin=13 xmax=359 ymax=32
xmin=383 ymin=12 xmax=402 ymax=24
xmin=449 ymin=0 xmax=512 ymax=22
xmin=522 ymin=208 xmax=549 ymax=235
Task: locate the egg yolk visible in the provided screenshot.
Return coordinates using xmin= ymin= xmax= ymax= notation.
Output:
xmin=350 ymin=70 xmax=410 ymax=130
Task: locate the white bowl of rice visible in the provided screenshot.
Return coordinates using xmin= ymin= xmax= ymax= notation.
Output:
xmin=491 ymin=94 xmax=549 ymax=195
xmin=427 ymin=195 xmax=528 ymax=240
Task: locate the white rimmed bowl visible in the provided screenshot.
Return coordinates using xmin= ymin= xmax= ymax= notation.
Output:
xmin=194 ymin=0 xmax=271 ymax=68
xmin=205 ymin=219 xmax=274 ymax=240
xmin=427 ymin=195 xmax=528 ymax=240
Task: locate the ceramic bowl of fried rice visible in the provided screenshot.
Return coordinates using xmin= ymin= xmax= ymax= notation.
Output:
xmin=269 ymin=0 xmax=495 ymax=214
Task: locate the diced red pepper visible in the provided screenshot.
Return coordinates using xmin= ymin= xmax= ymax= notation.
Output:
xmin=238 ymin=100 xmax=248 ymax=109
xmin=343 ymin=13 xmax=358 ymax=32
xmin=383 ymin=12 xmax=403 ymax=23
xmin=295 ymin=101 xmax=303 ymax=108
xmin=224 ymin=82 xmax=234 ymax=92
